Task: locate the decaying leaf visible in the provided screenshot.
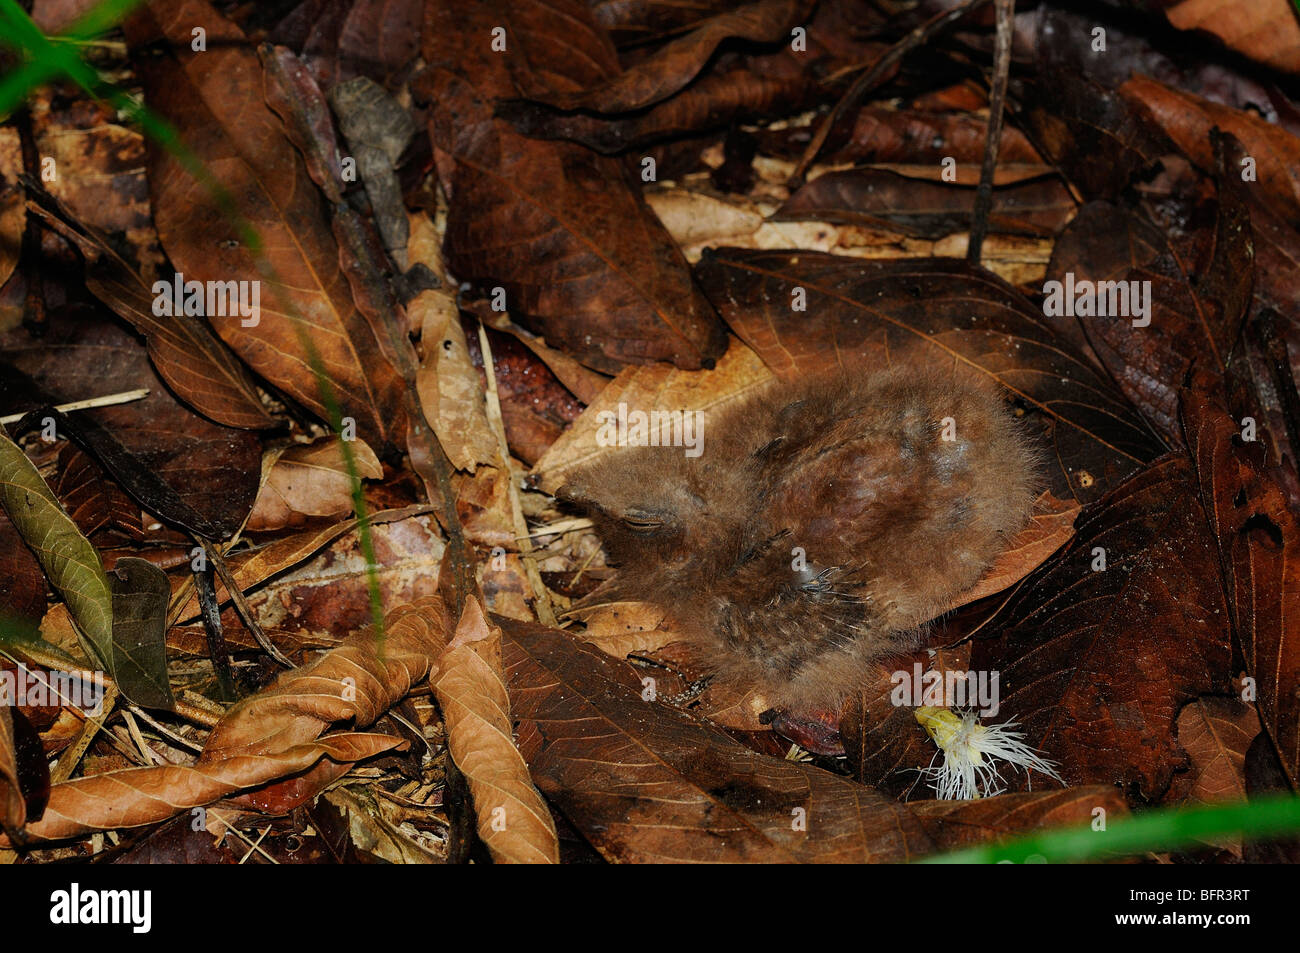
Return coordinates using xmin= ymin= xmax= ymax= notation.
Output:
xmin=970 ymin=456 xmax=1233 ymax=799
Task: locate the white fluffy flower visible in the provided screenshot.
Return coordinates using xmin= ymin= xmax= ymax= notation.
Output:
xmin=915 ymin=706 xmax=1063 ymax=800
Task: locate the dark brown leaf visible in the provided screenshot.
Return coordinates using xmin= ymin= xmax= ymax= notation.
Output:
xmin=1 ymin=311 xmax=262 ymax=539
xmin=777 ymin=167 xmax=1075 ymax=239
xmin=523 ymin=0 xmax=813 ymax=113
xmin=1020 ymin=74 xmax=1180 ymax=201
xmin=418 ymin=0 xmax=727 ymax=373
xmin=26 ymin=192 xmax=277 ymax=430
xmin=501 ymin=614 xmax=936 ymax=861
xmin=588 ymin=0 xmax=752 ymax=47
xmin=909 ymin=786 xmax=1130 ymax=849
xmin=1045 ymin=136 xmax=1254 ymax=447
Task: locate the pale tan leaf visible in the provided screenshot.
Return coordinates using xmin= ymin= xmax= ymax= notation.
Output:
xmin=944 ymin=491 xmax=1081 ymax=610
xmin=433 ymin=598 xmax=559 ymax=864
xmin=4 ymin=733 xmax=405 ymax=843
xmin=413 ymin=289 xmax=498 ymax=472
xmin=2 ymin=598 xmax=452 ymax=844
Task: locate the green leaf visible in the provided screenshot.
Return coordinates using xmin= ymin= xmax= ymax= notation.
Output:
xmin=107 ymin=558 xmax=176 ymax=710
xmin=920 ymin=794 xmax=1300 ymax=863
xmin=0 ymin=427 xmax=114 ymax=671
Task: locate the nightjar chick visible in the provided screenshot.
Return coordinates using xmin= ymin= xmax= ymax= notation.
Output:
xmin=558 ymin=365 xmax=1041 ymax=710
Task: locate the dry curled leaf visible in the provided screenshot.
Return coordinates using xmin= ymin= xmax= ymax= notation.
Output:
xmin=433 ymin=598 xmax=559 ymax=863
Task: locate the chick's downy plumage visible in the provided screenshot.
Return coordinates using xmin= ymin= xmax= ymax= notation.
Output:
xmin=559 ymin=365 xmax=1040 ymax=709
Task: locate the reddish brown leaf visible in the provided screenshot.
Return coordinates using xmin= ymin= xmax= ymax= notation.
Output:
xmin=969 ymin=455 xmax=1233 ymax=799
xmin=0 ymin=708 xmax=24 ymax=836
xmin=1121 ymin=73 xmax=1300 ymax=220
xmin=502 ymin=58 xmax=819 ymax=155
xmin=775 ymin=105 xmax=1047 ymax=166
xmin=2 ymin=733 xmax=405 ymax=844
xmin=122 ymin=0 xmax=408 ymax=447
xmin=1170 ymin=697 xmax=1259 ymax=805
xmin=1182 ymin=391 xmax=1300 ymax=785
xmin=0 ymin=506 xmax=47 ymax=629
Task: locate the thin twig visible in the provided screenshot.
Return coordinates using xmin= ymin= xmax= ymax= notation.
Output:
xmin=967 ymin=0 xmax=1015 ymax=264
xmin=0 ymin=388 xmax=149 ymax=424
xmin=200 ymin=535 xmax=295 ymax=668
xmin=476 ymin=319 xmax=558 ymax=626
xmin=129 ymin=704 xmax=204 ymax=754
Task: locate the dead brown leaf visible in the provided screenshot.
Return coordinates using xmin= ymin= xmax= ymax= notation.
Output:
xmin=433 ymin=598 xmax=559 ymax=863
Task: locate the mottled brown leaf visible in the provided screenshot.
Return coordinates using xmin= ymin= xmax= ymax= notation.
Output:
xmin=1121 ymin=74 xmax=1300 ymax=220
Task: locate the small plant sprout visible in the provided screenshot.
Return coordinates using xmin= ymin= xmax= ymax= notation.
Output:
xmin=915 ymin=706 xmax=1063 ymax=800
